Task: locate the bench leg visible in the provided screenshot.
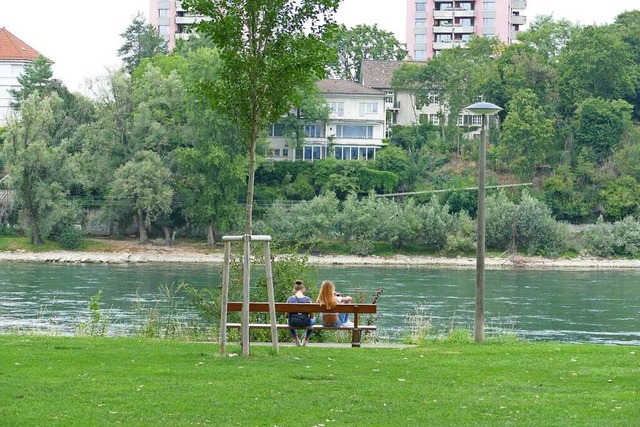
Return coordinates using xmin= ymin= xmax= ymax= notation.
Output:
xmin=351 ymin=329 xmax=361 ymax=348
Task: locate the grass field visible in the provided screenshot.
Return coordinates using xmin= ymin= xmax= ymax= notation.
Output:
xmin=1 ymin=335 xmax=638 ymax=426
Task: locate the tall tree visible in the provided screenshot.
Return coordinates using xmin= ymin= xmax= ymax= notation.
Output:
xmin=556 ymin=25 xmax=638 ymax=118
xmin=2 ymin=94 xmax=78 ymax=244
xmin=326 ymin=24 xmax=407 ymax=82
xmin=118 ymin=13 xmax=168 ymax=74
xmin=106 ymin=150 xmax=174 ymax=243
xmin=182 ymin=0 xmax=339 ymax=235
xmin=494 ymin=89 xmax=555 ymax=180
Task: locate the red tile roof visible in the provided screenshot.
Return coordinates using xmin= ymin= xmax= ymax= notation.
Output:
xmin=0 ymin=27 xmax=45 ymax=61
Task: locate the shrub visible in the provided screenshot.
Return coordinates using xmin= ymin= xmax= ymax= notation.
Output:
xmin=582 ymin=216 xmax=615 ymax=257
xmin=486 ymin=191 xmax=518 ymax=251
xmin=446 ymin=210 xmax=475 ymax=253
xmin=612 ymin=215 xmax=640 ymax=256
xmin=55 ymin=225 xmax=86 ymax=250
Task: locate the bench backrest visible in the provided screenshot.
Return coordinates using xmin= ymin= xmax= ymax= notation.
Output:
xmin=226 ymin=302 xmax=377 ymax=314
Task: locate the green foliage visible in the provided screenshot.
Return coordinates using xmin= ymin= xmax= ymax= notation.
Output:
xmin=420 ymin=195 xmax=454 ymax=250
xmin=582 ymin=216 xmax=615 ymax=257
xmin=486 ymin=191 xmax=518 ymax=251
xmin=76 ymin=290 xmax=108 ymax=336
xmin=105 ymin=150 xmax=174 ymax=242
xmin=574 ymin=97 xmax=633 ymax=164
xmin=183 ymin=0 xmax=340 ymax=235
xmin=599 ymin=175 xmax=640 ymax=220
xmin=2 ymin=94 xmax=80 ymax=245
xmin=8 ymin=55 xmax=53 ymax=109
xmin=326 ymin=24 xmax=407 ymax=82
xmin=612 ymin=216 xmax=640 ymax=256
xmin=117 ymin=12 xmax=168 ymax=74
xmin=54 ymin=225 xmax=86 ymax=250
xmin=336 ymin=193 xmax=381 ymax=254
xmin=514 ymin=192 xmax=570 ymax=256
xmin=445 ymin=210 xmax=475 ymax=253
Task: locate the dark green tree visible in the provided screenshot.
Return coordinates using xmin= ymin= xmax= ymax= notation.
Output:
xmin=118 ymin=12 xmax=168 ymax=74
xmin=326 ymin=24 xmax=407 ymax=82
xmin=8 ymin=55 xmax=53 ymax=109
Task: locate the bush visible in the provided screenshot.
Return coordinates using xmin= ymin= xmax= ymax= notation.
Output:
xmin=582 ymin=216 xmax=615 ymax=257
xmin=612 ymin=216 xmax=640 ymax=256
xmin=55 ymin=225 xmax=86 ymax=250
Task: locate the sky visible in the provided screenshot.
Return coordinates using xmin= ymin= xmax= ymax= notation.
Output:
xmin=1 ymin=0 xmax=639 ymax=93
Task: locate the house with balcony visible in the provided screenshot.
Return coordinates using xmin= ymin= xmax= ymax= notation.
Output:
xmin=360 ymin=59 xmax=483 ymax=136
xmin=0 ymin=28 xmax=45 ymax=127
xmin=267 ymin=79 xmax=386 ymax=161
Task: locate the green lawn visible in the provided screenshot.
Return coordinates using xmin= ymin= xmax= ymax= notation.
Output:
xmin=1 ymin=335 xmax=638 ymax=426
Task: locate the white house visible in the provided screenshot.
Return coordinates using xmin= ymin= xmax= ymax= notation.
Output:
xmin=268 ymin=79 xmax=386 ymax=161
xmin=0 ymin=28 xmax=46 ymax=127
xmin=359 ymin=59 xmax=483 ymax=136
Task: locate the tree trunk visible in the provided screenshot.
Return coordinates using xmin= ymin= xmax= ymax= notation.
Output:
xmin=206 ymin=223 xmax=215 ymax=248
xmin=162 ymin=225 xmax=172 ymax=246
xmin=136 ymin=212 xmax=148 ymax=243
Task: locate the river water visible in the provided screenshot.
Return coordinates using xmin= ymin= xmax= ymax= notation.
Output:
xmin=1 ymin=262 xmax=639 ymax=345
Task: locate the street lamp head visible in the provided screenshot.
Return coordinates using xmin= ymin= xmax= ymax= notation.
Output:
xmin=465 ymin=102 xmax=502 ymax=115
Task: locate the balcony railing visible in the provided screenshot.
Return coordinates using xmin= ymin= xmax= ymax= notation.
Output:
xmin=512 ymin=0 xmax=527 ymax=10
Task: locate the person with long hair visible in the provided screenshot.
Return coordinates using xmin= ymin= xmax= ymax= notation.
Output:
xmin=286 ymin=280 xmax=315 ymax=346
xmin=316 ymin=280 xmax=353 ymax=327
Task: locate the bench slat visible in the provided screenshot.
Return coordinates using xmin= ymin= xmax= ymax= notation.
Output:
xmin=226 ymin=302 xmax=377 ymax=314
xmin=226 ymin=323 xmax=376 ymax=331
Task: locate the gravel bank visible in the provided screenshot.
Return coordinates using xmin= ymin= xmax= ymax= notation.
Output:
xmin=1 ymin=249 xmax=639 ymax=269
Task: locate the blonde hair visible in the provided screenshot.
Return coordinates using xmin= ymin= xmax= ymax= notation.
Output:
xmin=316 ymin=280 xmax=338 ymax=310
xmin=293 ymin=279 xmax=305 ymax=293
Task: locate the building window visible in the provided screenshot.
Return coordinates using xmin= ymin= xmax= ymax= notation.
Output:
xmin=383 ymin=90 xmax=394 ymax=104
xmin=458 ymin=2 xmax=473 ymax=10
xmin=472 ymin=115 xmax=482 ymax=126
xmin=359 ymin=102 xmax=378 ymax=116
xmin=158 ymin=9 xmax=169 ymax=18
xmin=282 ymin=148 xmax=289 ymax=157
xmin=414 ymin=50 xmax=427 ymax=60
xmin=415 ymin=34 xmax=427 ymax=43
xmin=328 ymin=101 xmax=344 ymax=117
xmin=158 ymin=25 xmax=169 ymax=35
xmin=483 ymin=2 xmax=495 ymax=11
xmin=429 ymin=114 xmax=439 ymax=125
xmin=457 ymin=114 xmax=464 ymax=125
xmin=274 ymin=149 xmax=280 ymax=157
xmin=416 ymin=2 xmax=427 ymax=12
xmin=304 ymin=124 xmax=323 ymax=138
xmin=415 ymin=18 xmax=426 ymax=28
xmin=268 ymin=123 xmax=286 ymax=137
xmin=436 ymin=34 xmax=452 ymax=42
xmin=303 ymin=145 xmax=324 ymax=161
xmin=336 ymin=125 xmax=374 ymax=139
xmin=428 ymin=92 xmax=439 ymax=104
xmin=483 ymin=18 xmax=495 ymax=27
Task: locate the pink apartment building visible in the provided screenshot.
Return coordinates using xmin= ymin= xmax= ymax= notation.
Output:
xmin=406 ymin=0 xmax=527 ymax=59
xmin=149 ymin=0 xmax=202 ymax=49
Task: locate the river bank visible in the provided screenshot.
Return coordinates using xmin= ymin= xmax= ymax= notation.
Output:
xmin=1 ymin=240 xmax=639 ymax=269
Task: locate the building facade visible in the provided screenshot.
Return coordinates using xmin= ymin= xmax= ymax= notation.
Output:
xmin=360 ymin=60 xmax=483 ymax=136
xmin=0 ymin=28 xmax=45 ymax=126
xmin=149 ymin=0 xmax=203 ymax=49
xmin=406 ymin=0 xmax=527 ymax=60
xmin=267 ymin=79 xmax=386 ymax=162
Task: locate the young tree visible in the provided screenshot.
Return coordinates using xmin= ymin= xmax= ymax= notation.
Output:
xmin=326 ymin=24 xmax=407 ymax=82
xmin=182 ymin=0 xmax=340 ymax=235
xmin=118 ymin=12 xmax=168 ymax=74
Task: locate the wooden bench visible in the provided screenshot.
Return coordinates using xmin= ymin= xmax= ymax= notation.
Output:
xmin=225 ymin=302 xmax=377 ymax=348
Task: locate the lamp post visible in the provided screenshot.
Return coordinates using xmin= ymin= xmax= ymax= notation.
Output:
xmin=464 ymin=101 xmax=502 ymax=343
